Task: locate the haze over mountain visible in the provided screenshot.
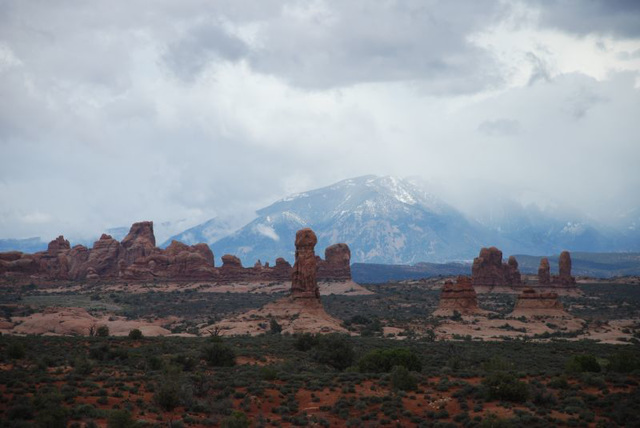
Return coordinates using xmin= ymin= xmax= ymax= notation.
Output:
xmin=156 ymin=175 xmax=640 ymax=265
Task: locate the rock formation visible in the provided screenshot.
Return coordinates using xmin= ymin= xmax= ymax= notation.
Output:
xmin=318 ymin=243 xmax=351 ymax=281
xmin=291 ymin=228 xmax=320 ymax=299
xmin=209 ymin=228 xmax=348 ymax=336
xmin=554 ymin=251 xmax=576 ymax=286
xmin=0 ymin=221 xmax=353 ymax=284
xmin=538 ymin=258 xmax=551 ymax=285
xmin=433 ymin=275 xmax=482 ymax=316
xmin=510 ymin=288 xmax=568 ymax=318
xmin=471 ymin=247 xmax=522 ymax=287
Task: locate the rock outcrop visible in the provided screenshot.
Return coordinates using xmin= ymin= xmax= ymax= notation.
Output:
xmin=291 ymin=228 xmax=320 ymax=299
xmin=538 ymin=258 xmax=551 ymax=285
xmin=0 ymin=221 xmax=353 ymax=284
xmin=318 ymin=243 xmax=351 ymax=281
xmin=209 ymin=228 xmax=348 ymax=336
xmin=471 ymin=247 xmax=522 ymax=287
xmin=555 ymin=251 xmax=576 ymax=286
xmin=510 ymin=288 xmax=568 ymax=318
xmin=433 ymin=275 xmax=482 ymax=316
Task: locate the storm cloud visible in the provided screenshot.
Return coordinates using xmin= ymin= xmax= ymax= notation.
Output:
xmin=0 ymin=0 xmax=639 ymax=242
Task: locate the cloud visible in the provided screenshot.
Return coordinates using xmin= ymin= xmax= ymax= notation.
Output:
xmin=0 ymin=1 xmax=638 ymax=242
xmin=478 ymin=119 xmax=522 ymax=136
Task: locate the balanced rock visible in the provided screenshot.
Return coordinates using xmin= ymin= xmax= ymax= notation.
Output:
xmin=433 ymin=276 xmax=480 ymax=316
xmin=538 ymin=258 xmax=551 ymax=285
xmin=291 ymin=228 xmax=320 ymax=299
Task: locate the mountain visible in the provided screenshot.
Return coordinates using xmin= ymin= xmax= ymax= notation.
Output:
xmin=352 ymin=262 xmax=470 ymax=283
xmin=210 ymin=175 xmax=487 ymax=265
xmin=161 ymin=217 xmax=242 ymax=248
xmin=0 ymin=237 xmax=47 ymax=253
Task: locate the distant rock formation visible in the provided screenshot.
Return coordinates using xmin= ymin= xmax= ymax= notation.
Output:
xmin=471 ymin=247 xmax=522 ymax=287
xmin=0 ymin=221 xmax=353 ymax=284
xmin=318 ymin=243 xmax=351 ymax=281
xmin=554 ymin=251 xmax=576 ymax=286
xmin=209 ymin=228 xmax=347 ymax=336
xmin=510 ymin=288 xmax=568 ymax=318
xmin=538 ymin=258 xmax=551 ymax=285
xmin=291 ymin=228 xmax=320 ymax=299
xmin=433 ymin=275 xmax=482 ymax=316
xmin=536 ymin=251 xmax=576 ymax=287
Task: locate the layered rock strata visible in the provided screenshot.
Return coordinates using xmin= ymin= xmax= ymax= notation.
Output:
xmin=433 ymin=275 xmax=482 ymax=316
xmin=510 ymin=288 xmax=568 ymax=318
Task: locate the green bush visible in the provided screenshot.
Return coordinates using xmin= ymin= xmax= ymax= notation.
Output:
xmin=482 ymin=372 xmax=529 ymax=402
xmin=7 ymin=342 xmax=26 ymax=359
xmin=108 ymin=410 xmax=138 ymax=428
xmin=202 ymin=343 xmax=236 ymax=367
xmin=566 ymin=354 xmax=601 ymax=373
xmin=390 ymin=365 xmax=418 ymax=391
xmin=312 ymin=334 xmax=355 ymax=371
xmin=96 ymin=325 xmax=110 ymax=337
xmin=608 ymin=350 xmax=640 ymax=373
xmin=128 ymin=329 xmax=143 ymax=340
xmin=269 ymin=318 xmax=282 ymax=334
xmin=294 ymin=333 xmax=320 ymax=351
xmin=358 ymin=348 xmax=422 ymax=373
xmin=221 ymin=411 xmax=251 ymax=428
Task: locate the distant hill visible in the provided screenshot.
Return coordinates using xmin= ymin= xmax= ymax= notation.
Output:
xmin=352 ymin=262 xmax=469 ymax=283
xmin=514 ymin=252 xmax=640 ymax=278
xmin=0 ymin=237 xmax=46 ymax=253
xmin=353 ymin=252 xmax=640 ymax=283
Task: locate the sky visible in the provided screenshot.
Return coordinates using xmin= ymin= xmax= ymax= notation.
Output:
xmin=1 ymin=0 xmax=639 ymax=243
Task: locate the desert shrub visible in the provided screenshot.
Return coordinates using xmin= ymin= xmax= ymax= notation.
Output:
xmin=451 ymin=310 xmax=463 ymax=321
xmin=154 ymin=377 xmax=181 ymax=411
xmin=7 ymin=342 xmax=26 ymax=359
xmin=358 ymin=348 xmax=422 ymax=373
xmin=96 ymin=325 xmax=110 ymax=337
xmin=108 ymin=410 xmax=137 ymax=428
xmin=566 ymin=354 xmax=601 ymax=373
xmin=480 ymin=412 xmax=513 ymax=427
xmin=128 ymin=329 xmax=143 ymax=340
xmin=7 ymin=400 xmax=35 ymax=420
xmin=294 ymin=333 xmax=320 ymax=351
xmin=390 ymin=365 xmax=418 ymax=391
xmin=482 ymin=373 xmax=529 ymax=402
xmin=608 ymin=350 xmax=640 ymax=373
xmin=269 ymin=318 xmax=282 ymax=334
xmin=220 ymin=411 xmax=250 ymax=428
xmin=202 ymin=343 xmax=236 ymax=367
xmin=312 ymin=334 xmax=355 ymax=371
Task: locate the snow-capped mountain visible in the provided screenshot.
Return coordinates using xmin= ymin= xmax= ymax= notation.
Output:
xmin=210 ymin=175 xmax=487 ymax=264
xmin=161 ymin=217 xmax=245 ymax=248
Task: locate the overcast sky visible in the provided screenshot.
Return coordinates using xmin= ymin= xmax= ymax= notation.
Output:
xmin=1 ymin=0 xmax=639 ymax=242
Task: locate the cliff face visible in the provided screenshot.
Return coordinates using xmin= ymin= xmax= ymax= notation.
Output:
xmin=0 ymin=221 xmax=352 ymax=284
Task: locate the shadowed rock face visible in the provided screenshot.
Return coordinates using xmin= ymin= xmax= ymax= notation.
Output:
xmin=291 ymin=228 xmax=320 ymax=299
xmin=0 ymin=222 xmax=353 ymax=284
xmin=471 ymin=247 xmax=522 ymax=286
xmin=538 ymin=257 xmax=551 ymax=285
